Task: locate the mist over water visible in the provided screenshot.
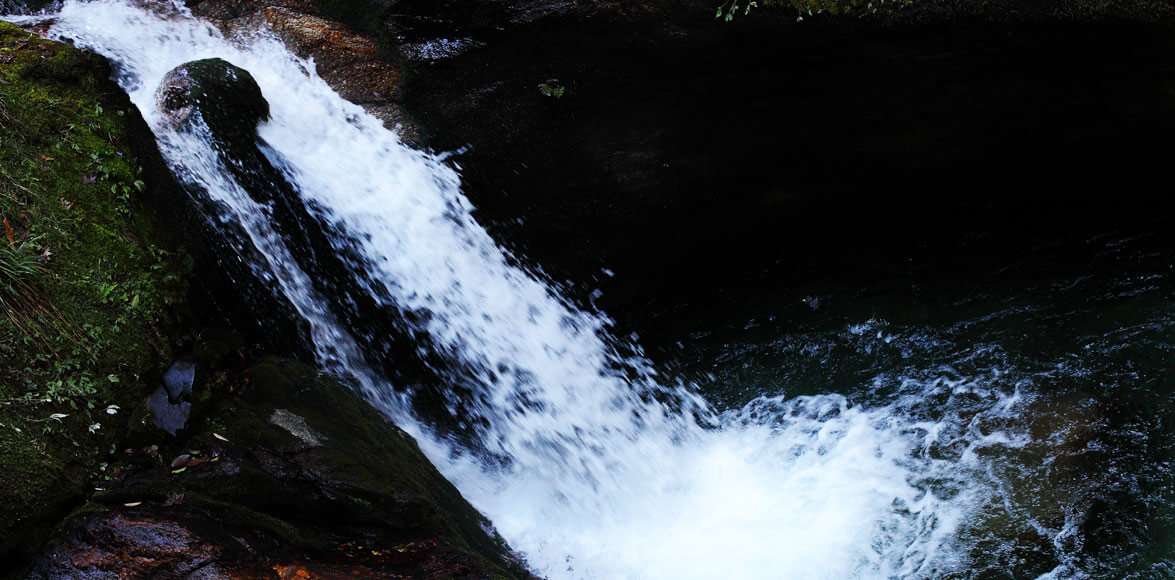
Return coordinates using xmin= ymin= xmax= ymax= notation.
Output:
xmin=35 ymin=2 xmax=1037 ymax=577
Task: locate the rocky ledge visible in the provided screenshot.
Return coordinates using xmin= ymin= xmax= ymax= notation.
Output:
xmin=31 ymin=356 xmax=526 ymax=579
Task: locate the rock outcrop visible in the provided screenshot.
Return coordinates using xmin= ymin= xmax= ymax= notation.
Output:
xmin=181 ymin=0 xmax=1175 ymax=344
xmin=30 ymin=357 xmax=527 ymax=579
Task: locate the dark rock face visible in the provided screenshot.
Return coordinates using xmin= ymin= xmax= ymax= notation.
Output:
xmin=393 ymin=8 xmax=1175 ymax=334
xmin=137 ymin=57 xmax=313 ymax=358
xmin=181 ymin=0 xmax=1175 ymax=345
xmin=30 ymin=357 xmax=529 ymax=579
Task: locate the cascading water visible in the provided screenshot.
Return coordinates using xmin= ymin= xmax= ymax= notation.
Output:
xmin=27 ymin=2 xmax=1029 ymax=577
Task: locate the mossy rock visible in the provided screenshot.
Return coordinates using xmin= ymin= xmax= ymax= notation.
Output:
xmin=0 ymin=22 xmax=192 ymax=562
xmin=31 ymin=357 xmax=530 ymax=578
xmin=157 ymin=57 xmax=269 ymax=153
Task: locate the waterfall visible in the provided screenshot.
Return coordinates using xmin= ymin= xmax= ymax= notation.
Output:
xmin=36 ymin=2 xmax=1022 ymax=577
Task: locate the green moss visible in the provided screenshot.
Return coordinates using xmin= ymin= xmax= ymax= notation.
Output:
xmin=0 ymin=22 xmax=190 ymax=553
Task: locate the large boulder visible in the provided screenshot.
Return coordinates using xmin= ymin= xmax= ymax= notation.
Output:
xmin=30 ymin=356 xmax=529 ymax=579
xmin=158 ymin=58 xmax=270 ymax=156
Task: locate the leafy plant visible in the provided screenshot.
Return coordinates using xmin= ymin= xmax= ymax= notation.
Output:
xmin=716 ymin=0 xmax=760 ymax=20
xmin=538 ymin=79 xmax=567 ymax=99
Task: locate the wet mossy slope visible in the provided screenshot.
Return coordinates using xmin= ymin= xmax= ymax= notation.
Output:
xmin=0 ymin=21 xmax=189 ymax=559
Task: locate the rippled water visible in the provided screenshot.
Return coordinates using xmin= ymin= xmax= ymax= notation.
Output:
xmin=666 ymin=232 xmax=1175 ymax=577
xmin=10 ymin=1 xmax=1174 ymax=577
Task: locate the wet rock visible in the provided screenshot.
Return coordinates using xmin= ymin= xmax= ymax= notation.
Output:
xmin=255 ymin=6 xmax=404 ymax=127
xmin=148 ymin=359 xmax=200 ymax=436
xmin=156 ymin=57 xmax=473 ymax=429
xmin=30 ymin=512 xmax=232 ymax=579
xmin=163 ymin=359 xmax=197 ymax=402
xmin=193 ymin=2 xmax=417 ymax=137
xmin=148 ymin=385 xmax=191 ymax=436
xmin=268 ymin=408 xmax=325 ymax=448
xmin=157 ymin=57 xmax=269 ymax=152
xmin=30 ymin=357 xmax=531 ymax=579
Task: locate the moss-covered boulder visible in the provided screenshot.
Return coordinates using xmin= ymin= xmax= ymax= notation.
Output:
xmin=158 ymin=57 xmax=269 ymax=155
xmin=0 ymin=21 xmax=192 ymax=562
xmin=30 ymin=356 xmax=529 ymax=578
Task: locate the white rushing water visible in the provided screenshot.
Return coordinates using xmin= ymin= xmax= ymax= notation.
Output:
xmin=32 ymin=2 xmax=1021 ymax=577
